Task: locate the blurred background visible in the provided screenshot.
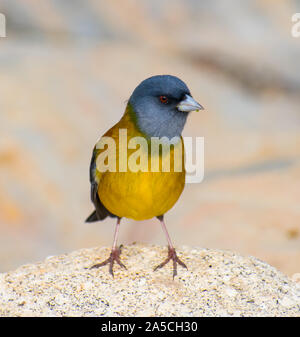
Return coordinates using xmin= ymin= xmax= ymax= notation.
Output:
xmin=0 ymin=0 xmax=300 ymax=276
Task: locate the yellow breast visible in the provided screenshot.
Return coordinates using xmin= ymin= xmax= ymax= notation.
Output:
xmin=94 ymin=106 xmax=185 ymax=220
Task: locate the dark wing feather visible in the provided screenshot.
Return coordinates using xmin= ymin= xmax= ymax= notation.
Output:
xmin=85 ymin=147 xmax=117 ymax=222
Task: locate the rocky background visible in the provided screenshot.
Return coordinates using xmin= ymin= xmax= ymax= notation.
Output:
xmin=1 ymin=244 xmax=300 ymax=317
xmin=0 ymin=0 xmax=300 ymax=276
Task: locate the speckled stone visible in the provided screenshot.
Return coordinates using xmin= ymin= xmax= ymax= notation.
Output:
xmin=0 ymin=244 xmax=299 ymax=317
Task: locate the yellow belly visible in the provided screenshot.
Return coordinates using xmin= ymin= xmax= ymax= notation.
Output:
xmin=95 ymin=105 xmax=186 ymax=220
xmin=99 ymin=170 xmax=185 ymax=220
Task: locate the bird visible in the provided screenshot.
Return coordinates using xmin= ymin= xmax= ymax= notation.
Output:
xmin=86 ymin=75 xmax=203 ymax=278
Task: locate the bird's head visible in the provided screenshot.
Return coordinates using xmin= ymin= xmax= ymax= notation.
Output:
xmin=128 ymin=75 xmax=203 ymax=139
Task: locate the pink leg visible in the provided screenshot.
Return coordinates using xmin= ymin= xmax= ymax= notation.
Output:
xmin=154 ymin=216 xmax=187 ymax=278
xmin=91 ymin=217 xmax=126 ymax=277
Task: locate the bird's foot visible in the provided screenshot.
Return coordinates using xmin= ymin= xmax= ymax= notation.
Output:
xmin=90 ymin=246 xmax=127 ymax=277
xmin=154 ymin=246 xmax=187 ymax=279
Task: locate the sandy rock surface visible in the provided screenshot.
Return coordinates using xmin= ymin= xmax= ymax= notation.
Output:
xmin=0 ymin=244 xmax=299 ymax=317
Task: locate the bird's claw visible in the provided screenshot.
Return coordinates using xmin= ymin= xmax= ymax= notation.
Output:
xmin=90 ymin=246 xmax=127 ymax=277
xmin=154 ymin=246 xmax=187 ymax=279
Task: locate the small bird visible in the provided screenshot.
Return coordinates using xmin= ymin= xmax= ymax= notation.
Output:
xmin=86 ymin=75 xmax=203 ymax=278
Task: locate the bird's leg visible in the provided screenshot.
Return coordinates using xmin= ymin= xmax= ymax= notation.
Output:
xmin=154 ymin=216 xmax=187 ymax=278
xmin=91 ymin=217 xmax=126 ymax=277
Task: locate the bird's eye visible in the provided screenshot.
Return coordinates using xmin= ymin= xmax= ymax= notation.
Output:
xmin=159 ymin=95 xmax=169 ymax=104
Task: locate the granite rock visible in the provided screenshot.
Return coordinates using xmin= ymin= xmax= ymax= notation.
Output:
xmin=0 ymin=244 xmax=299 ymax=317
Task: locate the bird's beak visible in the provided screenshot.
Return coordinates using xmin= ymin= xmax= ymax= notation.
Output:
xmin=177 ymin=94 xmax=204 ymax=112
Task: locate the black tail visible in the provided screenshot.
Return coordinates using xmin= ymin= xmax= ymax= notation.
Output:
xmin=85 ymin=210 xmax=99 ymax=222
xmin=85 ymin=205 xmax=117 ymax=223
